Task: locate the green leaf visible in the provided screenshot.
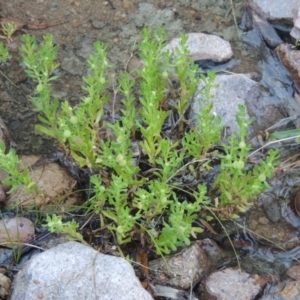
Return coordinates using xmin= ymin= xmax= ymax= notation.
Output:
xmin=102 ymin=210 xmax=118 ymax=223
xmin=269 ymin=129 xmax=300 ymax=140
xmin=70 ymin=150 xmax=87 ymax=167
xmin=35 ymin=124 xmax=57 ymax=138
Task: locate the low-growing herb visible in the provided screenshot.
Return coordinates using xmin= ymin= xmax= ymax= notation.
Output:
xmin=0 ymin=27 xmax=279 ymax=255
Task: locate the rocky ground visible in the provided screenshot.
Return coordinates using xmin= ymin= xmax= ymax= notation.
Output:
xmin=1 ymin=0 xmax=300 ymax=299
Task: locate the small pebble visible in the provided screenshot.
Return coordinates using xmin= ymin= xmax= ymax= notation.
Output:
xmin=92 ymin=20 xmax=105 ymax=29
xmin=287 ymin=265 xmax=300 ymax=281
xmin=50 ymin=2 xmax=59 ymax=11
xmin=258 ymin=217 xmax=269 ymax=225
xmin=250 ymin=220 xmax=258 ymax=229
xmin=123 ymin=0 xmax=134 ymax=9
xmin=0 ymin=217 xmax=35 ymax=247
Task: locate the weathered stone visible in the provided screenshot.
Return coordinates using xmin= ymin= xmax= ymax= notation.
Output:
xmin=262 ymin=194 xmax=281 ymax=223
xmin=133 ymin=3 xmax=182 ymax=35
xmin=0 ymin=273 xmax=11 ymax=299
xmin=291 ymin=6 xmax=300 ymax=40
xmin=260 ymin=281 xmax=296 ymax=300
xmin=7 ymin=155 xmax=78 ymax=208
xmin=0 ymin=217 xmax=35 ymax=247
xmin=251 ymin=10 xmax=282 ymax=47
xmin=122 ymin=0 xmax=134 ymax=9
xmin=61 ymin=56 xmax=84 ymax=75
xmin=91 ymin=19 xmax=105 ymax=29
xmin=279 ymin=281 xmax=300 ymax=300
xmin=204 ymin=268 xmax=262 ymax=300
xmin=149 ymin=242 xmax=210 ymax=290
xmin=11 ymin=241 xmax=153 ymax=300
xmin=190 ymin=73 xmax=285 ymax=138
xmin=286 ymin=265 xmax=300 ymax=281
xmin=252 ymin=0 xmax=299 ymax=24
xmin=163 ymin=33 xmax=233 ymax=62
xmin=196 ymin=239 xmax=225 ymax=263
xmin=75 ymin=38 xmax=94 ymax=59
xmin=276 ymin=43 xmax=300 ymax=89
xmin=260 ymin=45 xmax=300 ymax=127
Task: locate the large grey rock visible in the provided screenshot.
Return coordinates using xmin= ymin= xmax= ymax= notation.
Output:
xmin=190 ymin=74 xmax=285 ymax=137
xmin=252 ymin=0 xmax=299 ymax=24
xmin=11 ymin=241 xmax=153 ymax=300
xmin=163 ymin=33 xmax=233 ymax=62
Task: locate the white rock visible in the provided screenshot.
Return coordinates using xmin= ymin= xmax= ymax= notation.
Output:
xmin=163 ymin=33 xmax=233 ymax=62
xmin=11 ymin=241 xmax=153 ymax=300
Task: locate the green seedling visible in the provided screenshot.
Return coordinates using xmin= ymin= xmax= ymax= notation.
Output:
xmin=44 ymin=214 xmax=86 ymax=244
xmin=292 ymin=39 xmax=300 ymax=49
xmin=182 ymin=71 xmax=223 ymax=158
xmin=1 ymin=22 xmax=17 ymax=41
xmin=0 ymin=141 xmax=37 ymax=194
xmin=215 ymin=105 xmax=279 ymax=218
xmin=0 ymin=41 xmax=11 ymax=62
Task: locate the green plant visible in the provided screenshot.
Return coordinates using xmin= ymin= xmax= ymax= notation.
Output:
xmin=44 ymin=214 xmax=86 ymax=244
xmin=182 ymin=71 xmax=223 ymax=158
xmin=13 ymin=28 xmax=279 ymax=254
xmin=292 ymin=39 xmax=300 ymax=49
xmin=0 ymin=41 xmax=11 ymax=62
xmin=1 ymin=22 xmax=17 ymax=41
xmin=0 ymin=141 xmax=37 ymax=194
xmin=214 ymin=105 xmax=279 ymax=217
xmin=20 ymin=34 xmax=111 ymax=168
xmin=172 ymin=34 xmax=199 ymax=125
xmin=135 ymin=27 xmax=172 ymax=165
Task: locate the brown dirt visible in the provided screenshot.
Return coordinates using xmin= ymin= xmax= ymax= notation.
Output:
xmin=0 ymin=0 xmax=244 ymax=154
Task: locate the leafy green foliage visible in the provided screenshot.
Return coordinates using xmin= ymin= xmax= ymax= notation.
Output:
xmin=0 ymin=141 xmax=37 ymax=193
xmin=155 ymin=185 xmax=208 ymax=254
xmin=44 ymin=214 xmax=85 ymax=243
xmin=182 ymin=71 xmax=223 ymax=158
xmin=1 ymin=22 xmax=17 ymax=41
xmin=20 ymin=35 xmax=110 ymax=167
xmin=172 ymin=33 xmax=199 ymax=118
xmin=136 ymin=28 xmax=172 ymax=165
xmin=215 ymin=105 xmax=279 ymax=217
xmin=5 ymin=27 xmax=280 ymax=255
xmin=0 ymin=41 xmax=11 ymax=62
